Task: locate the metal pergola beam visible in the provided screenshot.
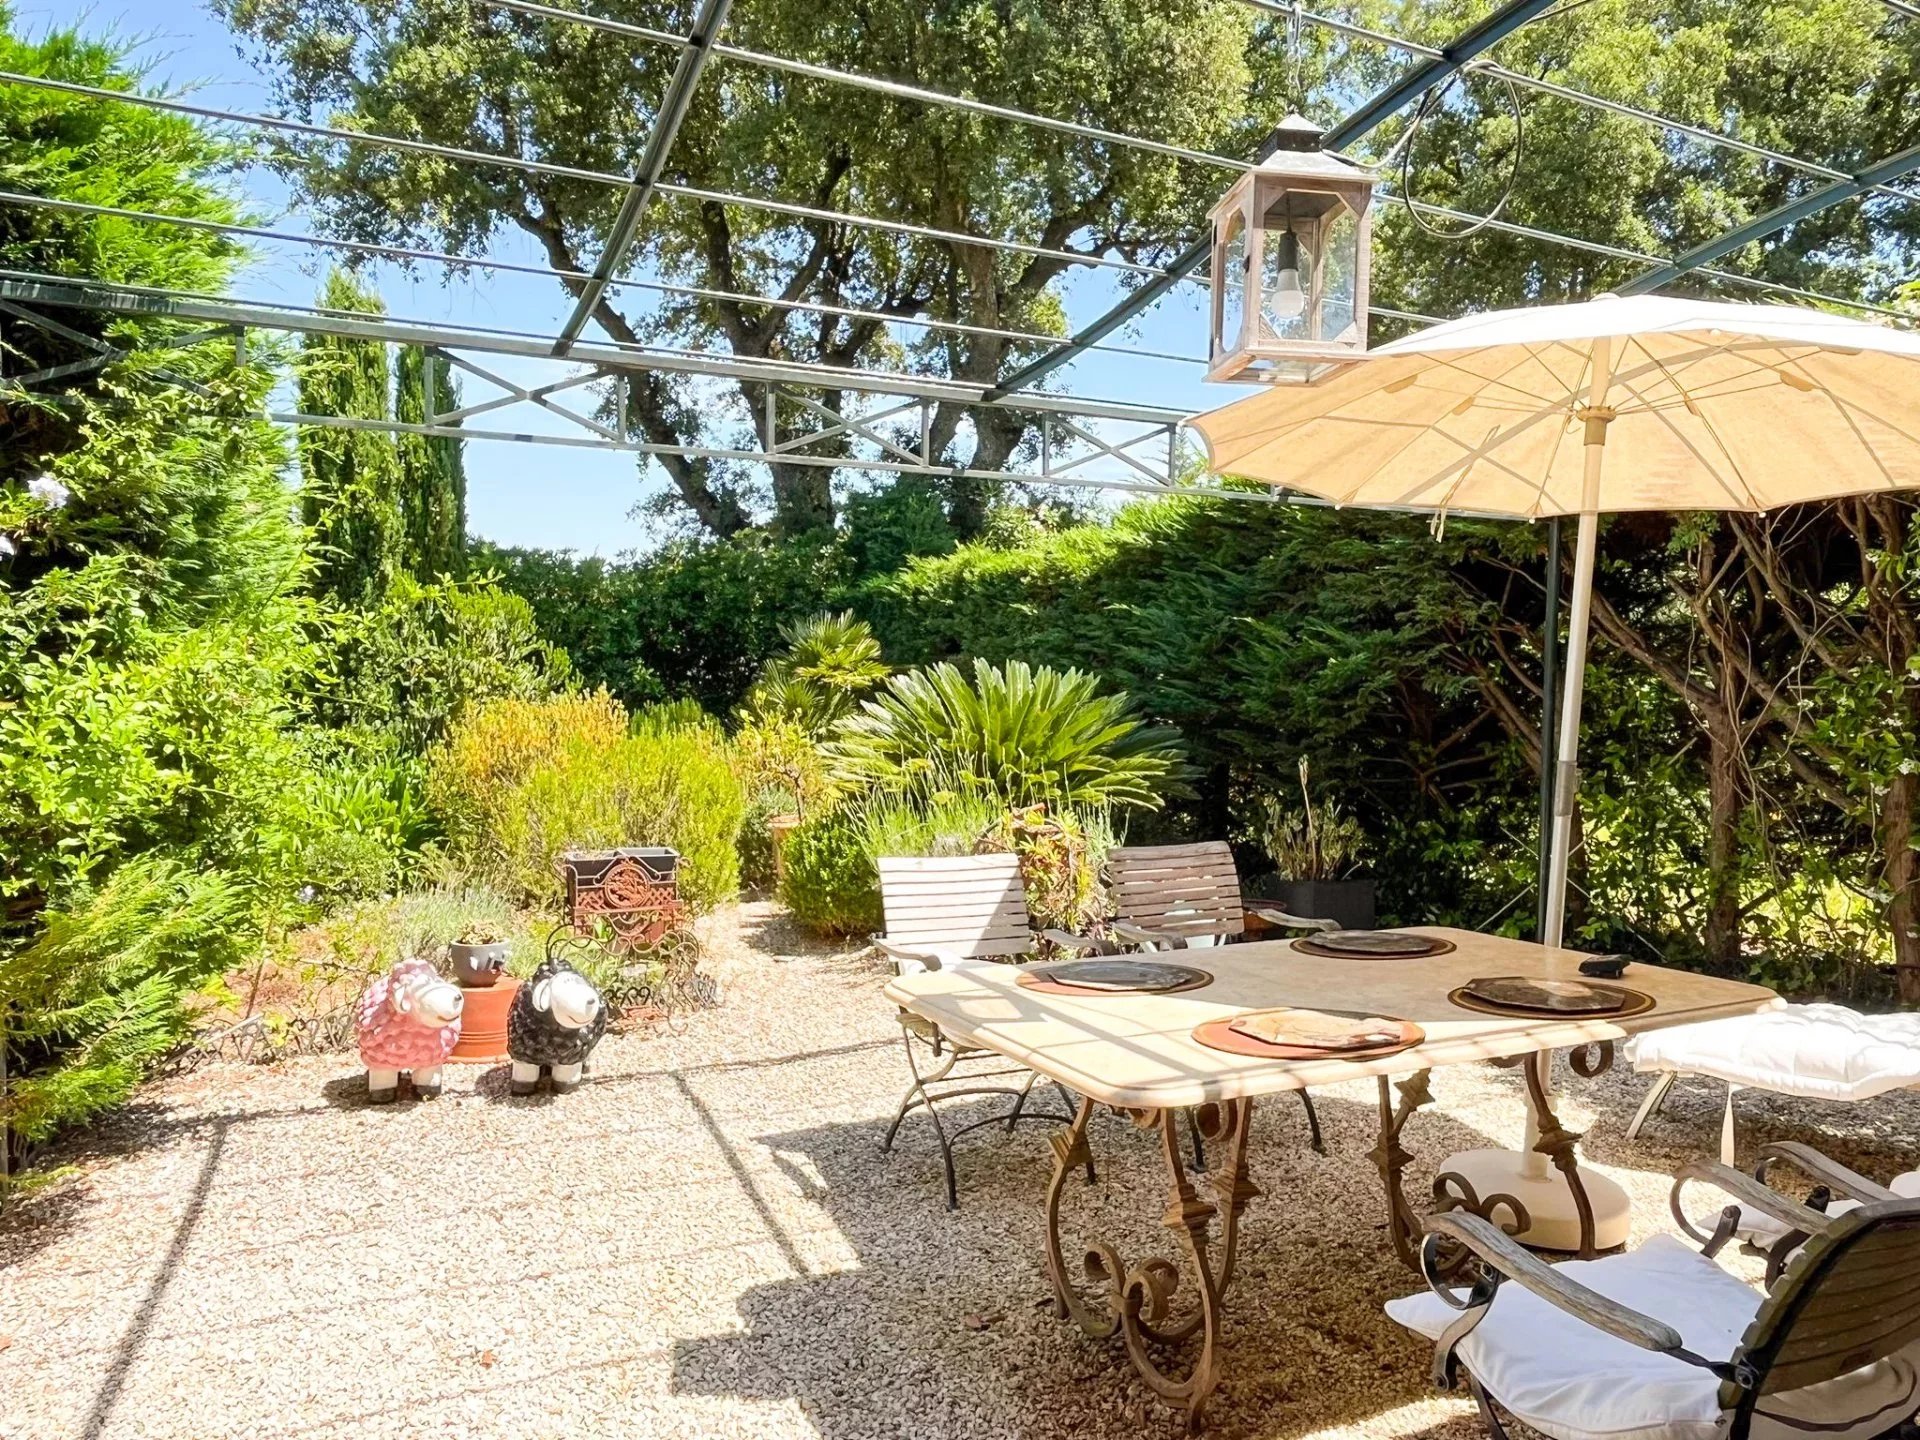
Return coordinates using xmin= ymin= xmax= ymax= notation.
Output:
xmin=552 ymin=0 xmax=732 ymax=354
xmin=1620 ymin=139 xmax=1920 ymax=295
xmin=0 ymin=271 xmax=1189 ymax=423
xmin=982 ymin=0 xmax=1562 ymax=402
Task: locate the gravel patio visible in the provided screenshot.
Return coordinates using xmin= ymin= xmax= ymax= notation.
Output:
xmin=5 ymin=903 xmax=1914 ymax=1440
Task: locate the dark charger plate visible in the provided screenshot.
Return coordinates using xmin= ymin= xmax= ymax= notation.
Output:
xmin=1292 ymin=930 xmax=1456 ymax=959
xmin=1017 ymin=959 xmax=1214 ymax=995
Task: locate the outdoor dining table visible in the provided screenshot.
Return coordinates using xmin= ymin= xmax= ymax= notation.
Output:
xmin=883 ymin=925 xmax=1780 ymax=1433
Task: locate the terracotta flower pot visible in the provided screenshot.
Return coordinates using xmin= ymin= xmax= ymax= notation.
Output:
xmin=449 ymin=977 xmax=520 ymax=1063
xmin=768 ymin=814 xmax=802 ymax=885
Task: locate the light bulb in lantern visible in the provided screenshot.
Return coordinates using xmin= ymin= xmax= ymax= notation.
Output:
xmin=1267 ymin=227 xmax=1307 ymax=321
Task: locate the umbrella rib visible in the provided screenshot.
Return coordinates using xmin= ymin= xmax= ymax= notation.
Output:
xmin=1774 ymin=349 xmax=1908 ymax=491
xmin=1611 ymin=357 xmax=1761 ymax=510
xmin=1374 ymin=406 xmax=1567 ymax=509
xmin=1408 ymin=341 xmax=1586 ymax=411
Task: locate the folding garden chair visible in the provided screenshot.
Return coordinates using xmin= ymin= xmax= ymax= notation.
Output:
xmin=1387 ymin=1145 xmax=1920 ymax=1440
xmin=873 ymin=853 xmax=1097 ymax=1210
xmin=1104 ymin=840 xmax=1334 ymax=1155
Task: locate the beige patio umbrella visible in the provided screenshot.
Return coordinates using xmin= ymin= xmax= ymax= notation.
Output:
xmin=1190 ymin=292 xmax=1920 ymax=1249
xmin=1190 ymin=292 xmax=1920 ymax=950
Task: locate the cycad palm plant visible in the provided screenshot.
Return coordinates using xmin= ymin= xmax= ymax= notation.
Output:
xmin=824 ymin=658 xmax=1184 ymax=812
xmin=741 ymin=612 xmax=890 ymax=735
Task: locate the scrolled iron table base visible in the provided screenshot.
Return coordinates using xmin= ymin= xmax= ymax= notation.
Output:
xmin=1044 ymin=1095 xmax=1259 ymax=1434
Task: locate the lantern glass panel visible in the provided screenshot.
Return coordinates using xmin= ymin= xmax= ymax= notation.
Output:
xmin=1319 ymin=206 xmax=1362 ymax=343
xmin=1218 ymin=211 xmax=1247 ymax=359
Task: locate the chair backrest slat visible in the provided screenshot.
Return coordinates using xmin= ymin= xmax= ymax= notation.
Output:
xmin=1106 ymin=841 xmax=1245 ymax=941
xmin=877 ymin=854 xmax=1032 ymax=959
xmin=1729 ymin=1200 xmax=1920 ymax=1416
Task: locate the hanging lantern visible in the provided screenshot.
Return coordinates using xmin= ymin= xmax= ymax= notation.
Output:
xmin=1207 ymin=114 xmax=1375 ymax=385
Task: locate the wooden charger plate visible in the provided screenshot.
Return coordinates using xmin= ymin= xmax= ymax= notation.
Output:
xmin=1017 ymin=959 xmax=1215 ymax=997
xmin=1192 ymin=1008 xmax=1425 ymax=1061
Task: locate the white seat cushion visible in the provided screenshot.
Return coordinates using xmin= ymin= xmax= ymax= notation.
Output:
xmin=1386 ymin=1234 xmax=1920 ymax=1440
xmin=1625 ymin=1005 xmax=1920 ymax=1102
xmin=1724 ymin=1170 xmax=1920 ymax=1249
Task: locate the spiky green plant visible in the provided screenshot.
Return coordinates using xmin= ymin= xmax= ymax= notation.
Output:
xmin=824 ymin=658 xmax=1183 ymax=812
xmin=741 ymin=611 xmax=890 ymax=734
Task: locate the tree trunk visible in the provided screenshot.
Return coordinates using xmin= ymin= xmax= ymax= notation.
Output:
xmin=1887 ymin=768 xmax=1920 ymax=1004
xmin=1702 ymin=712 xmax=1744 ymax=974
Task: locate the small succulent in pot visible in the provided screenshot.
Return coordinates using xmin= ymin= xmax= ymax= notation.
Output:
xmin=449 ymin=923 xmax=511 ymax=988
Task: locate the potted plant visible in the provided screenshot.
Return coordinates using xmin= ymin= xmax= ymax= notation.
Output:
xmin=1248 ymin=759 xmax=1375 ymax=930
xmin=448 ymin=924 xmax=510 ymax=988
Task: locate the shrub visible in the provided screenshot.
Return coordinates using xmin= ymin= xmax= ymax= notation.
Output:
xmin=732 ymin=718 xmax=836 ymax=888
xmin=317 ymin=575 xmax=569 ymax=755
xmin=3 ymin=857 xmax=250 ymax=1144
xmin=977 ymin=805 xmax=1112 ymax=940
xmin=779 ymin=811 xmax=883 ymax=937
xmin=825 ymin=658 xmax=1184 ymax=812
xmin=427 ymin=691 xmax=627 ymax=871
xmin=431 ymin=694 xmax=745 ymax=911
xmin=311 ymin=883 xmax=535 ymax=983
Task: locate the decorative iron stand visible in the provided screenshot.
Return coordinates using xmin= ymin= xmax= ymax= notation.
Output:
xmin=546 ymin=848 xmax=713 ymax=1022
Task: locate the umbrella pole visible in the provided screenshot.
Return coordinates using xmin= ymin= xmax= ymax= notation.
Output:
xmin=1534 ymin=517 xmax=1562 ymax=939
xmin=1541 ymin=504 xmax=1599 ymax=952
xmin=1526 ymin=413 xmax=1608 ymax=1188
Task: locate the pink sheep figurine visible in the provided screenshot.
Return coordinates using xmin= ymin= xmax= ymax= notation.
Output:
xmin=356 ymin=958 xmax=465 ymax=1101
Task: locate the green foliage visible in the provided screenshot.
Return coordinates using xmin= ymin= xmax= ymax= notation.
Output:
xmin=315 ymin=574 xmax=570 ymax=755
xmin=741 ymin=611 xmax=890 ymax=735
xmin=1248 ymin=760 xmax=1367 ymax=883
xmin=826 ymin=657 xmax=1184 ymax=813
xmin=297 ymin=270 xmax=404 ymax=607
xmin=2 ymin=857 xmax=249 ymax=1142
xmin=0 ymin=11 xmax=328 ymax=1162
xmin=311 ymin=882 xmax=534 ymax=984
xmin=393 ymin=344 xmax=467 ymax=581
xmin=842 ymin=479 xmax=957 ymax=577
xmin=778 ymin=810 xmax=883 ymax=938
xmin=269 ymin=746 xmax=439 ymax=903
xmin=432 ymin=694 xmax=744 ymax=911
xmin=477 ymin=533 xmax=847 ymax=713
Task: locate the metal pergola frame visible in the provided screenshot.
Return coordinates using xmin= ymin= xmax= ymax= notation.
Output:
xmin=2 ymin=0 xmax=1917 ymax=504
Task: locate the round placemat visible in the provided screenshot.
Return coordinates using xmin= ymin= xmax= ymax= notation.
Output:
xmin=1447 ymin=980 xmax=1656 ymax=1020
xmin=1191 ymin=1010 xmax=1425 ymax=1062
xmin=1291 ymin=930 xmax=1457 ymax=959
xmin=1017 ymin=959 xmax=1215 ymax=996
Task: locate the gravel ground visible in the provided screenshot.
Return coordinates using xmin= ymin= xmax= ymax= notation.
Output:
xmin=5 ymin=903 xmax=1916 ymax=1440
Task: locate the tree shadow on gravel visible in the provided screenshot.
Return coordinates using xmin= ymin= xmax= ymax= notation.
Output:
xmin=671 ymin=1086 xmax=1510 ymax=1440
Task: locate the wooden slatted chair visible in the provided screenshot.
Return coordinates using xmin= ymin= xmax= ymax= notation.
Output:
xmin=1387 ymin=1147 xmax=1920 ymax=1440
xmin=874 ymin=854 xmax=1096 ymax=1210
xmin=1104 ymin=840 xmax=1334 ymax=1153
xmin=1106 ymin=840 xmax=1338 ymax=949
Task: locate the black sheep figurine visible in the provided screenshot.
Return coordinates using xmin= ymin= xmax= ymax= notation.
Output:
xmin=507 ymin=956 xmax=608 ymax=1095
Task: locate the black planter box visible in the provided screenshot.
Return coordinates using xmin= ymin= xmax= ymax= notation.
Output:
xmin=1251 ymin=877 xmax=1377 ymax=932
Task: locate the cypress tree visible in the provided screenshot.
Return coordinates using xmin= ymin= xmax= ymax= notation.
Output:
xmin=297 ymin=271 xmax=404 ymax=607
xmin=395 ymin=344 xmax=468 ymax=579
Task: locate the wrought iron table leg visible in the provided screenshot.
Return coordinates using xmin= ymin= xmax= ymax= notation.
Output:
xmin=1045 ymin=1096 xmax=1259 ymax=1434
xmin=1371 ymin=1070 xmax=1436 ymax=1270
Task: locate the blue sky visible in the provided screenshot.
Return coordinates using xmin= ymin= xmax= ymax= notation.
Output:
xmin=19 ymin=1 xmax=1252 ymax=556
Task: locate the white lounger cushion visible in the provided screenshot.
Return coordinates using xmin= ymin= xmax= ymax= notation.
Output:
xmin=1625 ymin=1004 xmax=1920 ymax=1102
xmin=1387 ymin=1234 xmax=1920 ymax=1440
xmin=1725 ymin=1169 xmax=1920 ymax=1249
